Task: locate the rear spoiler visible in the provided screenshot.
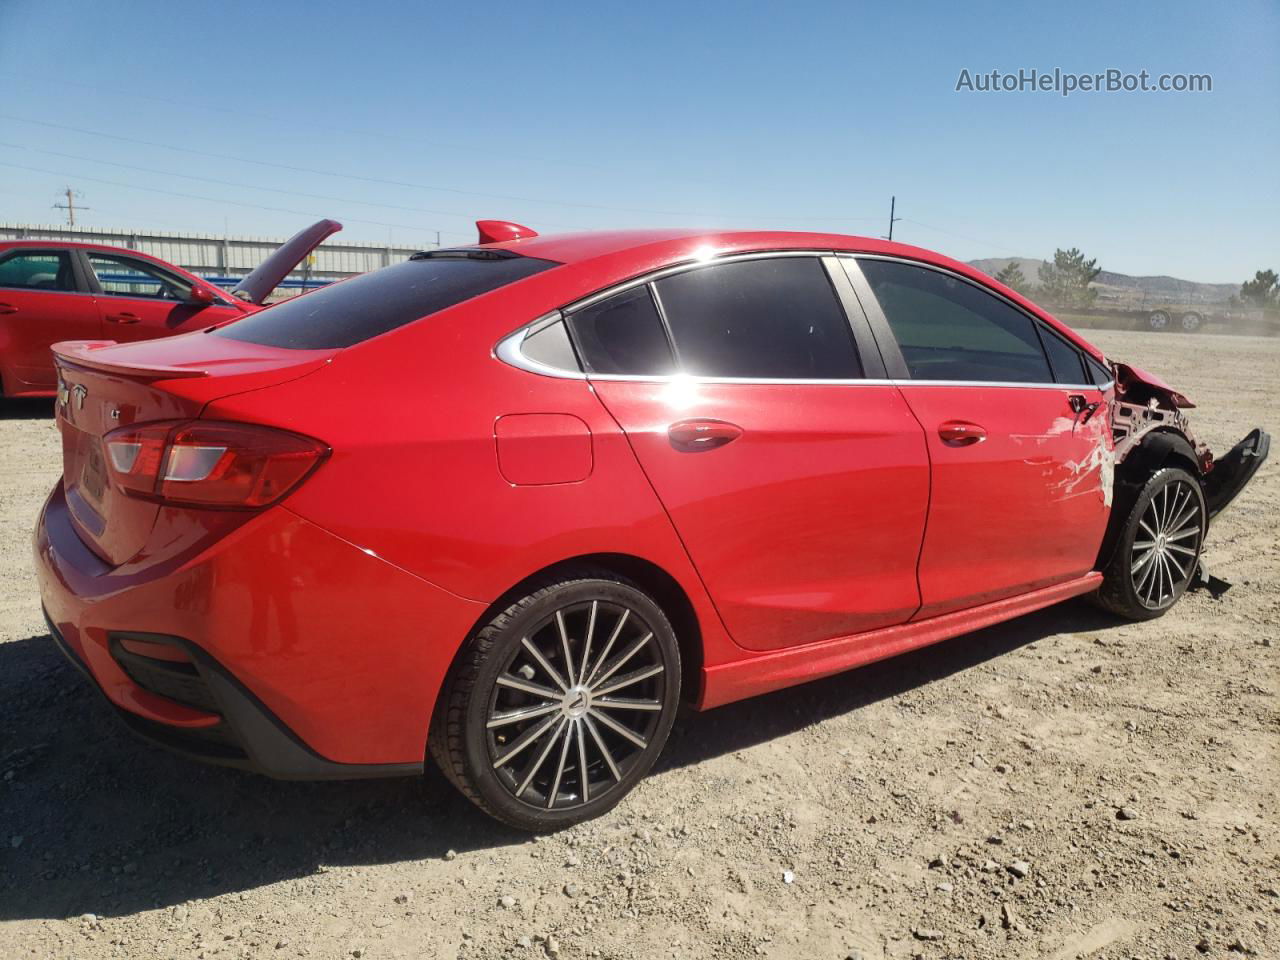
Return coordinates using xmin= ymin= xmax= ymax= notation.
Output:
xmin=51 ymin=341 xmax=209 ymax=380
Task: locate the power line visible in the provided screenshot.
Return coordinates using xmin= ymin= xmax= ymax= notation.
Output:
xmin=899 ymin=217 xmax=1020 ymax=256
xmin=0 ymin=142 xmax=571 ymax=229
xmin=0 ymin=160 xmax=472 ymax=240
xmin=0 ymin=113 xmax=884 ymax=225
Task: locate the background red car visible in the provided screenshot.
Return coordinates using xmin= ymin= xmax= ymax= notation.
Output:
xmin=35 ymin=222 xmax=1267 ymax=831
xmin=0 ymin=220 xmax=339 ymax=397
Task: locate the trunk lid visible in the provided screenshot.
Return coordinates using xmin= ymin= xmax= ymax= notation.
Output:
xmin=230 ymin=219 xmax=342 ymax=306
xmin=52 ymin=334 xmax=335 ymax=566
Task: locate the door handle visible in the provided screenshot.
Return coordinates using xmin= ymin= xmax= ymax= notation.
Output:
xmin=668 ymin=418 xmax=743 ymax=452
xmin=1068 ymin=393 xmax=1102 ymax=423
xmin=938 ymin=420 xmax=987 ymax=446
xmin=0 ymin=303 xmax=17 ymax=315
xmin=106 ymin=313 xmax=141 ymax=324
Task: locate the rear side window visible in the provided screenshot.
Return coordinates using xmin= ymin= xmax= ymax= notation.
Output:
xmin=1087 ymin=356 xmax=1113 ymax=386
xmin=215 ymin=252 xmax=558 ymax=349
xmin=859 ymin=259 xmax=1052 ymax=383
xmin=0 ymin=250 xmax=75 ymax=291
xmin=568 ymin=285 xmax=676 ymax=376
xmin=653 ymin=258 xmax=862 ymax=379
xmin=1039 ymin=327 xmax=1088 ymax=384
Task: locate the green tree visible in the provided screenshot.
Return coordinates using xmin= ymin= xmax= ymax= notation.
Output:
xmin=1240 ymin=269 xmax=1279 ymax=308
xmin=995 ymin=260 xmax=1031 ymax=295
xmin=1038 ymin=247 xmax=1101 ymax=308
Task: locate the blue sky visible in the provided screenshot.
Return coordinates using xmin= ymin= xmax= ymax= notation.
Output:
xmin=0 ymin=0 xmax=1276 ymax=282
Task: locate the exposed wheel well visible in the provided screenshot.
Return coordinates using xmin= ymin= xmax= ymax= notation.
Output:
xmin=1098 ymin=430 xmax=1203 ymax=569
xmin=459 ymin=553 xmax=705 ymax=704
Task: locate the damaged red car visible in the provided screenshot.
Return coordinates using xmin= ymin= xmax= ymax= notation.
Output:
xmin=35 ymin=222 xmax=1268 ymax=830
xmin=0 ymin=220 xmax=339 ymax=398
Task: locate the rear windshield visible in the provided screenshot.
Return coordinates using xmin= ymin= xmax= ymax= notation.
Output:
xmin=214 ymin=252 xmax=558 ymax=349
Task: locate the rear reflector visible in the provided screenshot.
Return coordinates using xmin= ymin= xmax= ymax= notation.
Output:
xmin=104 ymin=420 xmax=328 ymax=509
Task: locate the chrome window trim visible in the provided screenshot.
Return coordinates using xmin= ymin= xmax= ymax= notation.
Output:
xmin=495 ymin=248 xmax=1115 ymax=391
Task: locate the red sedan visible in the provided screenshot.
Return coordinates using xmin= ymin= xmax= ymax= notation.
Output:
xmin=34 ymin=222 xmax=1268 ymax=830
xmin=0 ymin=220 xmax=339 ymax=397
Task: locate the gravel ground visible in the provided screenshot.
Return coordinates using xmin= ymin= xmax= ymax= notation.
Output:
xmin=1 ymin=330 xmax=1276 ymax=960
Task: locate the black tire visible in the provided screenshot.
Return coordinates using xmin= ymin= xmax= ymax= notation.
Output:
xmin=1148 ymin=310 xmax=1171 ymax=331
xmin=429 ymin=570 xmax=681 ymax=831
xmin=1095 ymin=467 xmax=1206 ymax=620
xmin=1180 ymin=312 xmax=1203 ymax=333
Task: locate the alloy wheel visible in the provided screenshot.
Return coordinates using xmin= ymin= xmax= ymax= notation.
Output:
xmin=1148 ymin=311 xmax=1170 ymax=331
xmin=485 ymin=600 xmax=667 ymax=811
xmin=1130 ymin=477 xmax=1204 ymax=610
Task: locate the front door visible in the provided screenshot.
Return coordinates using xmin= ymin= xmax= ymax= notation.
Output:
xmin=571 ymin=255 xmax=931 ymax=651
xmin=850 ymin=256 xmax=1112 ymax=619
xmin=82 ymin=251 xmax=221 ymax=344
xmin=0 ymin=248 xmax=100 ymax=393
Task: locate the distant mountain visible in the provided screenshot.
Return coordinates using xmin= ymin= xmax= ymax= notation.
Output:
xmin=968 ymin=258 xmax=1240 ymax=307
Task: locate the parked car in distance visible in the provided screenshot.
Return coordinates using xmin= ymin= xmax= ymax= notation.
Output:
xmin=35 ymin=221 xmax=1269 ymax=831
xmin=0 ymin=220 xmax=340 ymax=397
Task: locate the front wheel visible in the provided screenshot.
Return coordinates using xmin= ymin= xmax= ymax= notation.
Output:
xmin=430 ymin=572 xmax=681 ymax=831
xmin=1096 ymin=467 xmax=1206 ymax=620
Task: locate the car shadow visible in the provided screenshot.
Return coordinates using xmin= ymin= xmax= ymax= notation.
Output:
xmin=0 ymin=397 xmax=55 ymax=419
xmin=0 ymin=600 xmax=1118 ymax=920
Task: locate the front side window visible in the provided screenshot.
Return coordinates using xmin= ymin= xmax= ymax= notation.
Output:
xmin=87 ymin=253 xmax=193 ymax=300
xmin=859 ymin=259 xmax=1053 ymax=383
xmin=653 ymin=257 xmax=862 ymax=379
xmin=0 ymin=250 xmax=75 ymax=291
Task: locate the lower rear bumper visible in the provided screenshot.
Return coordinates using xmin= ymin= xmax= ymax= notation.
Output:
xmin=45 ymin=611 xmax=420 ymax=780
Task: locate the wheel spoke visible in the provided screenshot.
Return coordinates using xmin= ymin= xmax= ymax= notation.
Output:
xmin=493 ymin=711 xmax=561 ymax=769
xmin=594 ymin=696 xmax=662 ymax=712
xmin=1166 ymin=542 xmax=1197 ymax=557
xmin=1162 ymin=486 xmax=1186 ymax=532
xmin=1138 ymin=517 xmax=1159 ymax=540
xmin=521 ymin=636 xmax=569 ymax=692
xmin=546 ymin=719 xmax=575 ymax=808
xmin=579 ymin=601 xmax=598 ymax=683
xmin=594 ymin=663 xmax=664 ymax=697
xmin=584 ymin=609 xmax=629 ymax=687
xmin=583 ymin=715 xmax=622 ymax=781
xmin=1167 ymin=499 xmax=1198 ymax=537
xmin=592 ymin=632 xmax=654 ymax=690
xmin=496 ymin=674 xmax=561 ymax=699
xmin=1167 ymin=525 xmax=1200 ymax=542
xmin=1137 ymin=550 xmax=1160 ymax=602
xmin=555 ymin=610 xmax=576 ymax=687
xmin=487 ymin=701 xmax=559 ymax=729
xmin=575 ymin=718 xmax=591 ymax=802
xmin=1132 ymin=540 xmax=1156 ymax=550
xmin=590 ymin=708 xmax=648 ymax=750
xmin=1131 ymin=547 xmax=1157 ymax=576
xmin=516 ymin=717 xmax=567 ymax=798
xmin=1165 ymin=549 xmax=1189 ymax=579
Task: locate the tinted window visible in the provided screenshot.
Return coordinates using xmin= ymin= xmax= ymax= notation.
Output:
xmin=216 ymin=253 xmax=557 ymax=349
xmin=1087 ymin=356 xmax=1113 ymax=386
xmin=654 ymin=258 xmax=861 ymax=379
xmin=568 ymin=285 xmax=676 ymax=376
xmin=0 ymin=250 xmax=75 ymax=291
xmin=859 ymin=259 xmax=1052 ymax=383
xmin=1040 ymin=327 xmax=1088 ymax=384
xmin=88 ymin=252 xmax=192 ymax=300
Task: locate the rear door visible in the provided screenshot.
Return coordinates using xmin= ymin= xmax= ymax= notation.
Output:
xmin=576 ymin=254 xmax=930 ymax=652
xmin=0 ymin=247 xmax=99 ymax=392
xmin=82 ymin=250 xmax=230 ymax=344
xmin=847 ymin=256 xmax=1111 ymax=619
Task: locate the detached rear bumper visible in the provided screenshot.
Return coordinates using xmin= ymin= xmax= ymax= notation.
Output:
xmin=1206 ymin=428 xmax=1270 ymax=520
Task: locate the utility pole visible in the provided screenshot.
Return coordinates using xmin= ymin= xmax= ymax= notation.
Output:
xmin=53 ymin=187 xmax=89 ymax=227
xmin=882 ymin=195 xmax=901 ymax=242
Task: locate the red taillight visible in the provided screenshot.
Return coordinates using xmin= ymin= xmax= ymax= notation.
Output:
xmin=103 ymin=420 xmax=328 ymax=509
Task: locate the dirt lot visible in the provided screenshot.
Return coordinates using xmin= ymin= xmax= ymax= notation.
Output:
xmin=1 ymin=330 xmax=1276 ymax=960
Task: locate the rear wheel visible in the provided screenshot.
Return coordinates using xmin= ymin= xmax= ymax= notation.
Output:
xmin=1148 ymin=310 xmax=1170 ymax=331
xmin=430 ymin=572 xmax=681 ymax=831
xmin=1180 ymin=312 xmax=1203 ymax=332
xmin=1096 ymin=467 xmax=1205 ymax=620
